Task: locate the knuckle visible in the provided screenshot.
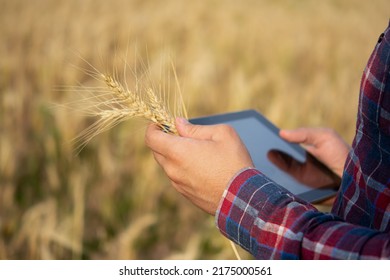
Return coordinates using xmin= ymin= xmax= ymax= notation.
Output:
xmin=218 ymin=124 xmax=236 ymax=136
xmin=212 ymin=124 xmax=240 ymax=142
xmin=164 ymin=164 xmax=181 ymax=182
xmin=144 ymin=125 xmax=155 ymax=147
xmin=152 ymin=152 xmax=159 ymax=162
xmin=144 ymin=134 xmax=151 ymax=148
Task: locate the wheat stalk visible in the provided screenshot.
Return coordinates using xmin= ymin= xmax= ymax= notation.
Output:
xmin=70 ymin=66 xmax=184 ymax=152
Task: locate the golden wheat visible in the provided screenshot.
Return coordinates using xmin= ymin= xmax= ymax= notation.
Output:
xmin=71 ymin=66 xmax=183 ymax=152
xmin=103 ymin=73 xmax=178 ymax=133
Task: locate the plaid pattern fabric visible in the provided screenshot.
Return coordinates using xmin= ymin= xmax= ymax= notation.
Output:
xmin=332 ymin=22 xmax=390 ymax=232
xmin=216 ymin=22 xmax=390 ymax=259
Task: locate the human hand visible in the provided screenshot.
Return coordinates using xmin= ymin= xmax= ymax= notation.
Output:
xmin=273 ymin=128 xmax=351 ymax=178
xmin=145 ymin=118 xmax=254 ymax=215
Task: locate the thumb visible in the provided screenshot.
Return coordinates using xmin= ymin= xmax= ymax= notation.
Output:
xmin=280 ymin=128 xmax=316 ymax=146
xmin=175 ymin=117 xmax=214 ymax=140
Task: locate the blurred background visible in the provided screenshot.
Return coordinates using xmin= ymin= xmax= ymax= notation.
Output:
xmin=0 ymin=0 xmax=389 ymax=259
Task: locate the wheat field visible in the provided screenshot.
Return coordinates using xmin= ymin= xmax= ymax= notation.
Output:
xmin=0 ymin=0 xmax=389 ymax=259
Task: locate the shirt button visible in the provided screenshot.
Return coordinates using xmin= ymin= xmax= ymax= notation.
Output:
xmin=378 ymin=33 xmax=384 ymax=43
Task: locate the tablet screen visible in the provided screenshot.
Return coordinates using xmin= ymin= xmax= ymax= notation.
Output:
xmin=190 ymin=110 xmax=340 ymax=203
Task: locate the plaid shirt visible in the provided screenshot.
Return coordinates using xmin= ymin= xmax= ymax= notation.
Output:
xmin=216 ymin=21 xmax=390 ymax=259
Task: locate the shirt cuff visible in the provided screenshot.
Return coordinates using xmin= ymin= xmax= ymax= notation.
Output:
xmin=215 ymin=168 xmax=261 ymax=239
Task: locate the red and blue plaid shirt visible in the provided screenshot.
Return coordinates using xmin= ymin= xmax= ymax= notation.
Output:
xmin=216 ymin=21 xmax=390 ymax=259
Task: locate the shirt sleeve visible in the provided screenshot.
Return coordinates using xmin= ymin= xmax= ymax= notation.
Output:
xmin=215 ymin=168 xmax=390 ymax=259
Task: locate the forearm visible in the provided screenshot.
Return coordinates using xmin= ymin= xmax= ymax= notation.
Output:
xmin=216 ymin=168 xmax=390 ymax=259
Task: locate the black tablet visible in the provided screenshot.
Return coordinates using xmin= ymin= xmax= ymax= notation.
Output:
xmin=190 ymin=110 xmax=341 ymax=203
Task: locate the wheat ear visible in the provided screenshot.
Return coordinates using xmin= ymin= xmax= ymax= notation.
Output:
xmin=72 ymin=72 xmax=181 ymax=152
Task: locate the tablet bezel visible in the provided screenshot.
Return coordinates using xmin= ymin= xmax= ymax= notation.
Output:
xmin=190 ymin=109 xmax=340 ymax=203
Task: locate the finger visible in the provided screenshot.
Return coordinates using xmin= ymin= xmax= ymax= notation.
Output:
xmin=176 ymin=117 xmax=220 ymax=140
xmin=151 ymin=151 xmax=181 ymax=183
xmin=280 ymin=128 xmax=319 ymax=146
xmin=152 ymin=151 xmax=167 ymax=166
xmin=145 ymin=123 xmax=179 ymax=156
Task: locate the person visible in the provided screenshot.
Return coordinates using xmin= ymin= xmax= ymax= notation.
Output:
xmin=145 ymin=21 xmax=390 ymax=259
